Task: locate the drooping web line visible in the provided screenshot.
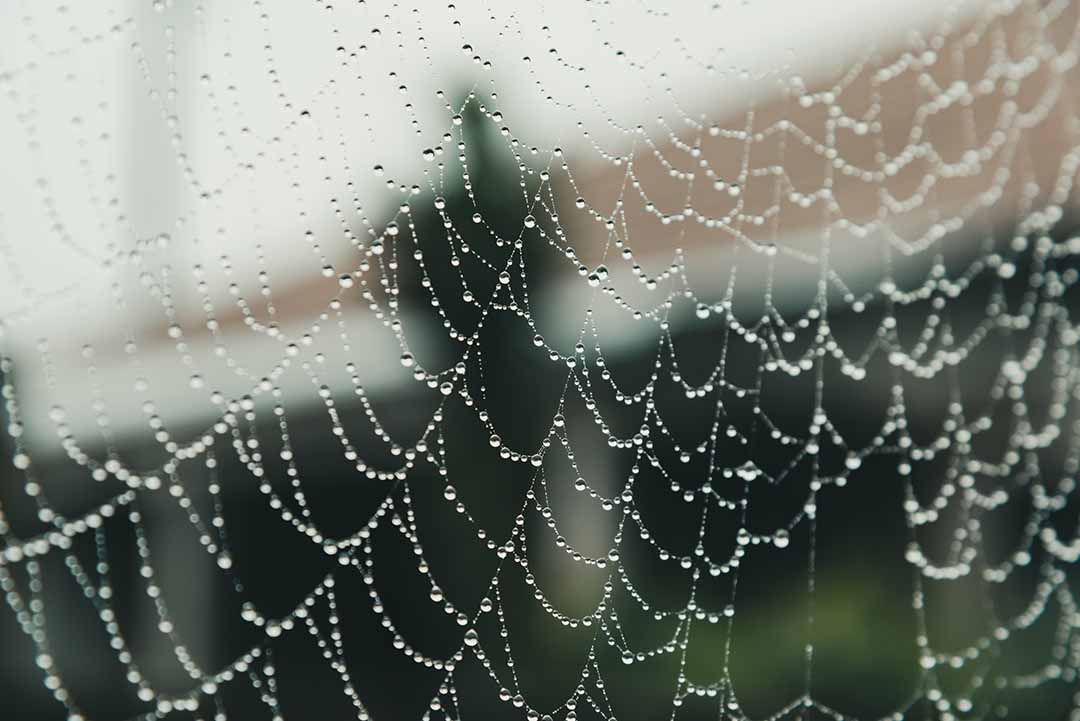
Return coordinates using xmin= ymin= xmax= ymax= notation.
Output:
xmin=3 ymin=0 xmax=1080 ymax=719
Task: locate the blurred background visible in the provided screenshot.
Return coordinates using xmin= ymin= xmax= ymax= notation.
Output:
xmin=3 ymin=0 xmax=1080 ymax=719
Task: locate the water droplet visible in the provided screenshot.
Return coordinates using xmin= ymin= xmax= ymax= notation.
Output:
xmin=464 ymin=628 xmax=479 ymax=646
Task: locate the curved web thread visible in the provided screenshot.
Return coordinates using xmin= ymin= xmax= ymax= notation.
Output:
xmin=2 ymin=0 xmax=1080 ymax=720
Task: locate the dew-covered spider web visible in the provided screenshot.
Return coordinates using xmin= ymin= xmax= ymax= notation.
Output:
xmin=5 ymin=0 xmax=1080 ymax=719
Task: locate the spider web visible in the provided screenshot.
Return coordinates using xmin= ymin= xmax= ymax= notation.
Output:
xmin=3 ymin=0 xmax=1080 ymax=720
